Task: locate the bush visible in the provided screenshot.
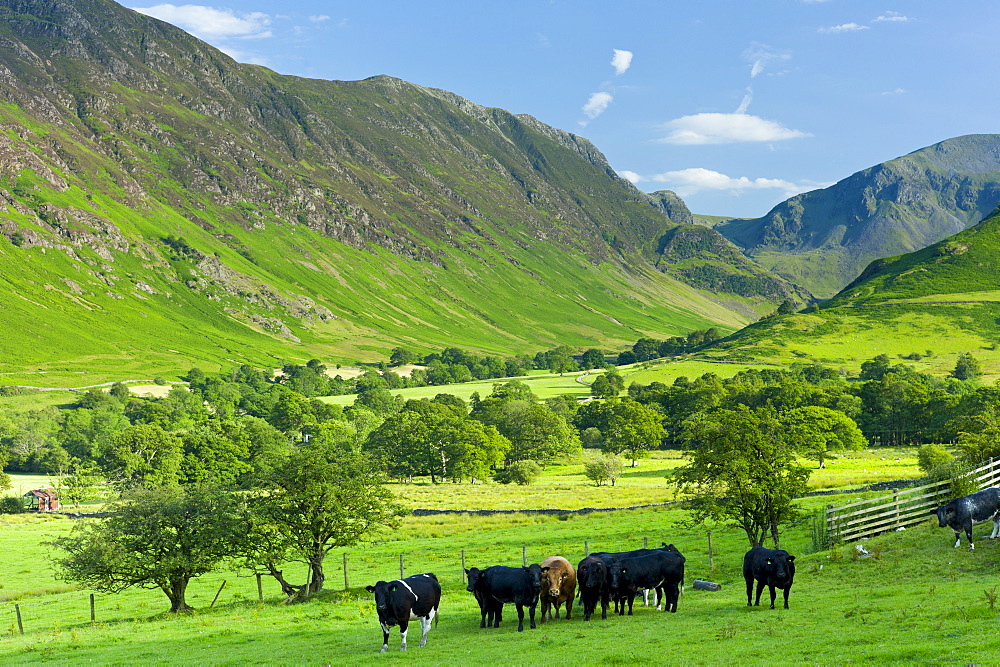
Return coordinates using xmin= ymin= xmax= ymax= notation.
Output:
xmin=917 ymin=443 xmax=954 ymax=473
xmin=0 ymin=496 xmax=24 ymax=514
xmin=494 ymin=460 xmax=541 ymax=485
xmin=583 ymin=454 xmax=623 ymax=487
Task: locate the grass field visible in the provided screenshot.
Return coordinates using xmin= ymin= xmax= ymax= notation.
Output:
xmin=0 ymin=447 xmax=955 ymax=663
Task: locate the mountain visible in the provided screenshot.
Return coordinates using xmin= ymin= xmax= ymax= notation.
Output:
xmin=700 ymin=206 xmax=1000 ymax=375
xmin=717 ymin=135 xmax=1000 ymax=299
xmin=0 ymin=0 xmax=800 ymax=379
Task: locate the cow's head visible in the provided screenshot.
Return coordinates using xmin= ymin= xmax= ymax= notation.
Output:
xmin=539 ymin=565 xmax=565 ymax=598
xmin=365 ymin=581 xmax=394 ymax=612
xmin=766 ymin=553 xmax=795 ymax=581
xmin=525 ymin=563 xmax=543 ymax=596
xmin=579 ymin=557 xmax=607 ymax=588
xmin=661 ymin=543 xmax=679 ymax=553
xmin=611 ymin=564 xmax=627 ymax=590
xmin=932 ymin=505 xmax=955 ymax=528
xmin=465 ymin=567 xmax=485 ymax=594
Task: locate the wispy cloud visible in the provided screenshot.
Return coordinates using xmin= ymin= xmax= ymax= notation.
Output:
xmin=658 ymin=112 xmax=810 ymax=145
xmin=875 ymin=11 xmax=911 ymax=22
xmin=743 ymin=42 xmax=790 ymax=79
xmin=130 ymin=4 xmax=272 ymax=39
xmin=582 ymin=92 xmax=613 ymax=120
xmin=639 ymin=168 xmax=817 ymax=198
xmin=308 ymin=14 xmax=330 ymax=22
xmin=611 ymin=49 xmax=633 ymax=75
xmin=819 ymin=22 xmax=870 ymax=34
xmin=618 ymin=170 xmax=641 ymax=184
xmin=881 ymin=87 xmax=906 ymax=96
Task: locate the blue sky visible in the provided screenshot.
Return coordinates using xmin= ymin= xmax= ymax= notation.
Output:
xmin=127 ymin=1 xmax=1000 ymax=218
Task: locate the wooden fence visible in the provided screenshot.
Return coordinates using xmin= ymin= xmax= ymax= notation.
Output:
xmin=826 ymin=458 xmax=1000 ymax=543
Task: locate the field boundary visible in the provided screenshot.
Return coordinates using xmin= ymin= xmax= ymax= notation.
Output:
xmin=826 ymin=458 xmax=1000 ymax=542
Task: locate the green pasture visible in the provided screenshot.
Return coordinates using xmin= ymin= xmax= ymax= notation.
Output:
xmin=2 ymin=481 xmax=999 ymax=664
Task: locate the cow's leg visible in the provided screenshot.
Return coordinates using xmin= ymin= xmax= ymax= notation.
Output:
xmin=782 ymin=586 xmax=791 ymax=610
xmin=515 ymin=603 xmax=525 ymax=632
xmin=992 ymin=518 xmax=1000 ymax=539
xmin=768 ymin=585 xmax=777 ymax=610
xmin=754 ymin=579 xmax=766 ymax=606
xmin=419 ymin=609 xmax=434 ymax=647
xmin=379 ymin=622 xmax=390 ymax=653
xmin=601 ymin=591 xmax=609 ymax=620
xmin=745 ymin=576 xmax=754 ymax=606
xmin=554 ymin=600 xmax=561 ymax=619
xmin=642 ymin=588 xmax=649 ymax=607
xmin=626 ymin=592 xmax=635 ymax=616
xmin=954 ymin=530 xmax=962 ymax=548
xmin=565 ymin=595 xmax=572 ymax=620
xmin=399 ymin=619 xmax=409 ymax=651
xmin=539 ymin=597 xmax=549 ymax=624
xmin=528 ymin=602 xmax=537 ymax=629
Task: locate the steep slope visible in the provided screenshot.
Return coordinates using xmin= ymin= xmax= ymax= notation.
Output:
xmin=700 ymin=207 xmax=1000 ymax=376
xmin=718 ymin=135 xmax=1000 ymax=298
xmin=0 ymin=0 xmax=796 ymax=379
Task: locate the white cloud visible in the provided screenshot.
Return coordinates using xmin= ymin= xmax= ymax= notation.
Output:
xmin=647 ymin=168 xmax=813 ymax=198
xmin=582 ymin=92 xmax=613 ymax=119
xmin=658 ymin=112 xmax=810 ymax=145
xmin=611 ymin=49 xmax=633 ymax=75
xmin=875 ymin=11 xmax=911 ymax=22
xmin=130 ymin=4 xmax=272 ymax=39
xmin=309 ymin=14 xmax=330 ymax=22
xmin=881 ymin=87 xmax=906 ymax=96
xmin=819 ymin=22 xmax=870 ymax=33
xmin=618 ymin=170 xmax=641 ymax=184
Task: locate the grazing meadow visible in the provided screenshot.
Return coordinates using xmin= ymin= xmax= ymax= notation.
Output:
xmin=3 ymin=447 xmax=992 ymax=664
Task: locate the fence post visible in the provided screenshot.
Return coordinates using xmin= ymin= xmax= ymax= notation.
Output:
xmin=210 ymin=581 xmax=226 ymax=608
xmin=461 ymin=550 xmax=466 ymax=582
xmin=90 ymin=593 xmax=95 ymax=622
xmin=893 ymin=491 xmax=900 ymax=528
xmin=15 ymin=603 xmax=23 ymax=634
xmin=584 ymin=540 xmax=589 ymax=557
xmin=707 ymin=531 xmax=714 ymax=570
xmin=643 ymin=536 xmax=648 ymax=549
xmin=344 ymin=553 xmax=349 ymax=591
xmin=399 ymin=554 xmax=404 ymax=579
xmin=522 ymin=546 xmax=527 ymax=567
xmin=257 ymin=573 xmax=264 ymax=602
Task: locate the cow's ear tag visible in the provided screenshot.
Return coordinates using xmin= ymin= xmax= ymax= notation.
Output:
xmin=787 ymin=555 xmax=795 ymax=561
xmin=766 ymin=559 xmax=773 ymax=565
xmin=389 ymin=584 xmax=397 ymax=591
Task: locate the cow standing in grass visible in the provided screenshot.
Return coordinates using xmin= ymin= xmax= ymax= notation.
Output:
xmin=365 ymin=573 xmax=441 ymax=653
xmin=609 ymin=548 xmax=685 ymax=615
xmin=539 ymin=556 xmax=576 ymax=622
xmin=931 ymin=487 xmax=1000 ymax=550
xmin=466 ymin=566 xmax=502 ymax=628
xmin=743 ymin=547 xmax=796 ymax=610
xmin=469 ymin=564 xmax=543 ymax=632
xmin=576 ymin=555 xmax=611 ymax=621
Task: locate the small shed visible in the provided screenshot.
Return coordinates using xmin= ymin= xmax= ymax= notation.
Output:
xmin=24 ymin=488 xmax=60 ymax=512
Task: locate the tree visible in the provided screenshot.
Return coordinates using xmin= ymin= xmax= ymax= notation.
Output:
xmin=675 ymin=406 xmax=810 ymax=548
xmin=580 ymin=348 xmax=606 ymax=370
xmin=776 ymin=299 xmax=796 ymax=316
xmin=590 ymin=374 xmax=617 ymax=399
xmin=783 ymin=406 xmax=866 ymax=468
xmin=240 ymin=442 xmax=405 ymax=598
xmin=953 ymin=352 xmax=982 ymax=381
xmin=50 ymin=486 xmax=243 ymax=612
xmin=98 ymin=424 xmax=183 ymax=490
xmin=53 ymin=459 xmax=104 ymax=508
xmin=583 ymin=454 xmax=623 ymax=486
xmin=602 ymin=399 xmax=666 ymax=466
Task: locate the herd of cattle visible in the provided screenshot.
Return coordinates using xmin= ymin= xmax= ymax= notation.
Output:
xmin=365 ymin=487 xmax=1000 ymax=652
xmin=365 ymin=543 xmax=796 ymax=653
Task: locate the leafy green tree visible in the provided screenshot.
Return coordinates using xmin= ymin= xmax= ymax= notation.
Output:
xmin=51 ymin=485 xmax=243 ymax=612
xmin=632 ymin=338 xmax=660 ymax=362
xmin=494 ymin=459 xmax=541 ymax=485
xmin=268 ymin=391 xmax=315 ymax=436
xmin=56 ymin=404 xmax=130 ymax=461
xmin=240 ymin=443 xmax=405 ymax=598
xmin=583 ymin=453 xmax=623 ymax=486
xmin=953 ymin=352 xmax=982 ymax=381
xmin=179 ymin=421 xmax=253 ymax=485
xmin=109 ymin=382 xmax=130 ymax=401
xmin=676 ymin=406 xmax=810 ymax=548
xmin=590 ymin=374 xmax=617 ymax=399
xmin=601 ymin=398 xmax=667 ymax=466
xmin=859 ymin=354 xmax=892 ymax=381
xmin=354 ymin=386 xmax=402 ymax=416
xmin=98 ymin=424 xmax=183 ymax=490
xmin=52 ymin=459 xmax=104 ymax=508
xmin=783 ymin=406 xmax=866 ymax=468
xmin=389 ymin=347 xmax=418 ymax=366
xmin=917 ymin=443 xmax=954 ymax=473
xmin=580 ymin=348 xmax=606 ymax=370
xmin=776 ymin=299 xmax=796 ymax=315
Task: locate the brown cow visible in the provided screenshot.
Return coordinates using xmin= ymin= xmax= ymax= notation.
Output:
xmin=539 ymin=556 xmax=576 ymax=622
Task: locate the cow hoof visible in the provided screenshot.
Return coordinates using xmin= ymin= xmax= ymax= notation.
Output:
xmin=419 ymin=641 xmax=426 ymax=647
xmin=380 ymin=647 xmax=388 ymax=654
xmin=401 ymin=646 xmax=407 ymax=651
xmin=517 ymin=627 xmax=524 ymax=632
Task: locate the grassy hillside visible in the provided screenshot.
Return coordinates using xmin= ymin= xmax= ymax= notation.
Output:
xmin=0 ymin=0 xmax=798 ymax=381
xmin=719 ymin=135 xmax=1000 ymax=298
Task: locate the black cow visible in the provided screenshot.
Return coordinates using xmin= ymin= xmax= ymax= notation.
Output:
xmin=576 ymin=555 xmax=612 ymax=621
xmin=365 ymin=573 xmax=441 ymax=653
xmin=470 ymin=564 xmax=542 ymax=632
xmin=591 ymin=543 xmax=679 ymax=611
xmin=930 ymin=487 xmax=1000 ymax=550
xmin=743 ymin=547 xmax=796 ymax=610
xmin=465 ymin=567 xmax=502 ymax=628
xmin=609 ymin=549 xmax=685 ymax=615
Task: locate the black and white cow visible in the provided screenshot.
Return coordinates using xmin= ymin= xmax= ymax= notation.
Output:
xmin=365 ymin=573 xmax=441 ymax=653
xmin=930 ymin=487 xmax=1000 ymax=550
xmin=609 ymin=549 xmax=686 ymax=615
xmin=743 ymin=547 xmax=795 ymax=610
xmin=576 ymin=555 xmax=612 ymax=621
xmin=471 ymin=564 xmax=542 ymax=632
xmin=465 ymin=566 xmax=502 ymax=628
